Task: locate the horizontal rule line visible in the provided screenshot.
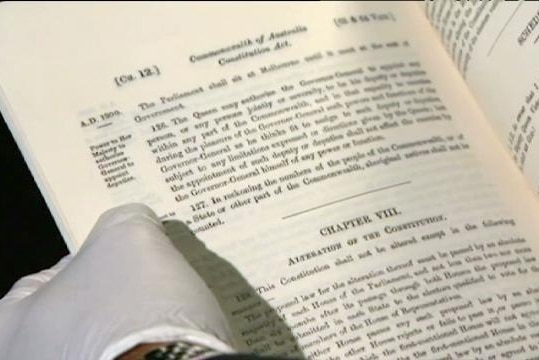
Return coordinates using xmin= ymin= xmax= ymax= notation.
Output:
xmin=282 ymin=180 xmax=411 ymax=220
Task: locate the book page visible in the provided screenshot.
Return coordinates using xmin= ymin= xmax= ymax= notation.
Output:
xmin=424 ymin=1 xmax=539 ymax=193
xmin=1 ymin=2 xmax=539 ymax=358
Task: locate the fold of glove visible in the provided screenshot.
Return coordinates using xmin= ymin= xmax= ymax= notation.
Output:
xmin=0 ymin=203 xmax=235 ymax=360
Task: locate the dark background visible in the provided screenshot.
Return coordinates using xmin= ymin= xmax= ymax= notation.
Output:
xmin=0 ymin=111 xmax=69 ymax=297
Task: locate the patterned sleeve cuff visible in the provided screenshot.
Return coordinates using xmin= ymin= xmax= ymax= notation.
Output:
xmin=143 ymin=340 xmax=224 ymax=360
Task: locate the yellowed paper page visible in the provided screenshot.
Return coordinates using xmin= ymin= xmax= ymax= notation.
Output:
xmin=1 ymin=2 xmax=539 ymax=358
xmin=425 ymin=1 xmax=539 ymax=193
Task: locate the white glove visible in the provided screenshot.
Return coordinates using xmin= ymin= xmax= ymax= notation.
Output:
xmin=0 ymin=203 xmax=235 ymax=360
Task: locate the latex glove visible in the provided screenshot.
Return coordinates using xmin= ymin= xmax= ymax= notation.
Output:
xmin=0 ymin=203 xmax=235 ymax=360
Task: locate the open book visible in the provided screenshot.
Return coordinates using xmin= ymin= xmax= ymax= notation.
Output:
xmin=1 ymin=1 xmax=539 ymax=358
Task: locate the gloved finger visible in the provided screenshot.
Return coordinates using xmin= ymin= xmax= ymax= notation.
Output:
xmin=69 ymin=203 xmax=235 ymax=348
xmin=78 ymin=203 xmax=185 ymax=273
xmin=0 ymin=254 xmax=73 ymax=304
xmin=84 ymin=203 xmax=165 ymax=247
xmin=76 ymin=202 xmax=207 ymax=288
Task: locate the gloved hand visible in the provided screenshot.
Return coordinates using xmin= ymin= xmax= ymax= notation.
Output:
xmin=0 ymin=203 xmax=235 ymax=360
